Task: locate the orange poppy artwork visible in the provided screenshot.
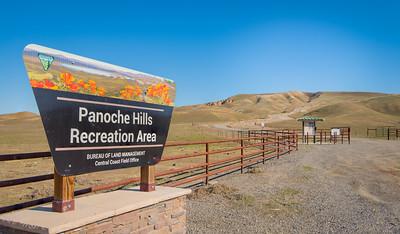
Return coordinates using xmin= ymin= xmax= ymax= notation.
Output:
xmin=23 ymin=44 xmax=175 ymax=106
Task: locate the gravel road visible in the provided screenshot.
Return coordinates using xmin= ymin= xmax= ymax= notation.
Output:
xmin=187 ymin=138 xmax=400 ymax=233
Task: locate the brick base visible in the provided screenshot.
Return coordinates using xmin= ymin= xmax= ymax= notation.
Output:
xmin=0 ymin=196 xmax=187 ymax=234
xmin=0 ymin=186 xmax=189 ymax=234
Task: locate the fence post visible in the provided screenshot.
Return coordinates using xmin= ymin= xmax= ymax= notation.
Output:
xmin=240 ymin=139 xmax=244 ymax=173
xmin=306 ymin=133 xmax=309 ymax=145
xmin=388 ymin=128 xmax=390 ymax=141
xmin=277 ymin=136 xmax=280 ymax=159
xmin=262 ymin=137 xmax=265 ymax=164
xmin=320 ymin=131 xmax=322 ymax=145
xmin=140 ymin=165 xmax=155 ymax=191
xmin=52 ymin=168 xmax=75 ymax=212
xmin=341 ymin=133 xmax=344 ymax=144
xmin=348 ymin=127 xmax=351 ymax=144
xmin=292 ymin=131 xmax=295 ymax=146
xmin=205 ymin=143 xmax=209 ymax=185
xmin=296 ymin=133 xmax=298 ymax=151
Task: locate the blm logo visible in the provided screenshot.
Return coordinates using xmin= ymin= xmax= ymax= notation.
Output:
xmin=38 ymin=53 xmax=54 ymax=71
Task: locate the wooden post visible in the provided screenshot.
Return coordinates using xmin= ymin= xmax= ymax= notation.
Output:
xmin=140 ymin=165 xmax=155 ymax=191
xmin=205 ymin=143 xmax=209 ymax=185
xmin=387 ymin=128 xmax=390 ymax=141
xmin=52 ymin=168 xmax=75 ymax=212
xmin=296 ymin=133 xmax=298 ymax=151
xmin=240 ymin=139 xmax=244 ymax=173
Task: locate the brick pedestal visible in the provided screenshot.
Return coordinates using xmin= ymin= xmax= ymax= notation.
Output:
xmin=0 ymin=186 xmax=190 ymax=234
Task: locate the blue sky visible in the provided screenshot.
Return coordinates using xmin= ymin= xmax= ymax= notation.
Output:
xmin=0 ymin=1 xmax=399 ymax=114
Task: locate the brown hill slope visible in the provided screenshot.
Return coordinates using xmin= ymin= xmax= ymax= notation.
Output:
xmin=172 ymin=91 xmax=400 ymax=134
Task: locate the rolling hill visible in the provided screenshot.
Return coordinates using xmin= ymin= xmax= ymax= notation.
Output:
xmin=172 ymin=91 xmax=400 ymax=134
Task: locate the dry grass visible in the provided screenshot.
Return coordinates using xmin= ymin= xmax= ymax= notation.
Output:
xmin=188 ymin=184 xmax=238 ymax=199
xmin=247 ymin=166 xmax=263 ymax=174
xmin=261 ymin=187 xmax=302 ymax=215
xmin=302 ymin=165 xmax=313 ymax=172
xmin=188 ymin=183 xmax=256 ymax=207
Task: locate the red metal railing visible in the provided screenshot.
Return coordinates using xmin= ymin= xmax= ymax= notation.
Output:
xmin=209 ymin=127 xmax=351 ymax=144
xmin=0 ymin=130 xmax=297 ymax=214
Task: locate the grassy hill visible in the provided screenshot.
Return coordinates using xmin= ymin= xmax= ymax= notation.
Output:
xmin=0 ymin=112 xmax=48 ymax=153
xmin=172 ymin=91 xmax=400 ymax=135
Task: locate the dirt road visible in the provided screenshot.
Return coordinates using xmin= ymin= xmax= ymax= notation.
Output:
xmin=187 ymin=138 xmax=400 ymax=233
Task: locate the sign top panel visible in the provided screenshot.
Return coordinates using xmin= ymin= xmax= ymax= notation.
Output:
xmin=23 ymin=44 xmax=175 ymax=106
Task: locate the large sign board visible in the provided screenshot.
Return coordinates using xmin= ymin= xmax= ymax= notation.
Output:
xmin=23 ymin=44 xmax=175 ymax=176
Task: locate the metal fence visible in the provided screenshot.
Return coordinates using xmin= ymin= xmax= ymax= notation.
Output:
xmin=211 ymin=128 xmax=351 ymax=144
xmin=367 ymin=127 xmax=400 ymax=140
xmin=0 ymin=130 xmax=297 ymax=214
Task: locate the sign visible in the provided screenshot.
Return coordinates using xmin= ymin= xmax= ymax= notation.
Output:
xmin=331 ymin=128 xmax=341 ymax=136
xmin=304 ymin=121 xmax=316 ymax=136
xmin=23 ymin=44 xmax=176 ymax=176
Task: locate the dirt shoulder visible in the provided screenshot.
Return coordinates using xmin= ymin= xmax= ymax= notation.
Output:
xmin=187 ymin=138 xmax=400 ymax=233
